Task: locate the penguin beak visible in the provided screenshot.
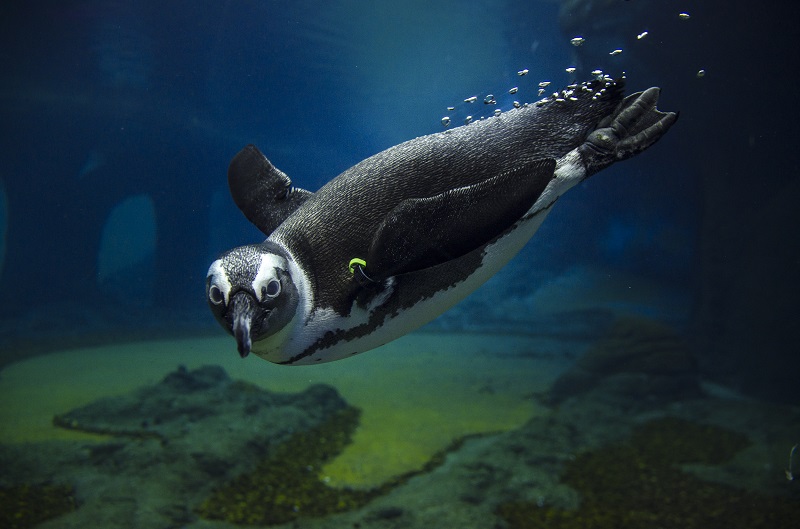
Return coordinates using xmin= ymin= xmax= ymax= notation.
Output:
xmin=229 ymin=291 xmax=256 ymax=358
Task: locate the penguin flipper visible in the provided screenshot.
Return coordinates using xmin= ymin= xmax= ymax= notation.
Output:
xmin=228 ymin=144 xmax=313 ymax=236
xmin=365 ymin=158 xmax=556 ymax=279
xmin=579 ymin=87 xmax=679 ymax=177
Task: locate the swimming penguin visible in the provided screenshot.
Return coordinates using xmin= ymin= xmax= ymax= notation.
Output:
xmin=207 ymin=78 xmax=677 ymax=365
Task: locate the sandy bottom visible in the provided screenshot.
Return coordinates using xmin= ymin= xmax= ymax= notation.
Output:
xmin=0 ymin=331 xmax=571 ymax=488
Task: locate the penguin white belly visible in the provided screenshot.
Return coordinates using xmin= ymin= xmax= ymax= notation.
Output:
xmin=274 ymin=151 xmax=585 ymax=365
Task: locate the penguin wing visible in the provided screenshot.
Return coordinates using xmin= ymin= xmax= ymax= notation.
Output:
xmin=364 ymin=158 xmax=556 ymax=279
xmin=228 ymin=144 xmax=313 ymax=236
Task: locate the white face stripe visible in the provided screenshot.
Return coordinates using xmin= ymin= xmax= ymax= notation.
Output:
xmin=270 ymin=233 xmax=313 ymax=320
xmin=252 ymin=253 xmax=287 ymax=302
xmin=249 ymin=236 xmax=314 ymax=363
xmin=207 ymin=259 xmax=232 ymax=305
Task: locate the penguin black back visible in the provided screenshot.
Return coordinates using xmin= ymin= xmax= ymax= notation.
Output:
xmin=273 ymin=78 xmax=626 ymax=311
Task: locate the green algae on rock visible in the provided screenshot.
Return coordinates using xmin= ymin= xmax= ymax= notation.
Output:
xmin=3 ymin=366 xmax=357 ymax=528
xmin=497 ymin=417 xmax=796 ymax=529
xmin=196 ymin=412 xmax=494 ymax=525
xmin=0 ymin=483 xmax=77 ymax=529
xmin=196 ymin=406 xmax=374 ymax=525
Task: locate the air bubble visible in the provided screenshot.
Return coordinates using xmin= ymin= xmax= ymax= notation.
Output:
xmin=609 ymin=49 xmax=622 ymax=56
xmin=517 ymin=69 xmax=529 ymax=76
xmin=696 ymin=69 xmax=706 ymax=78
xmin=637 ymin=31 xmax=649 ymax=40
xmin=494 ymin=109 xmax=501 ymax=117
xmin=441 ymin=116 xmax=451 ymax=127
xmin=483 ymin=94 xmax=496 ymax=105
xmin=679 ymin=12 xmax=691 ymax=20
xmin=538 ymin=81 xmax=551 ymax=88
xmin=570 ymin=37 xmax=585 ymax=46
xmin=565 ymin=67 xmax=576 ymax=74
xmin=509 ymin=87 xmax=518 ymax=94
xmin=464 ymin=96 xmax=477 ymax=103
xmin=465 ymin=116 xmax=473 ymax=125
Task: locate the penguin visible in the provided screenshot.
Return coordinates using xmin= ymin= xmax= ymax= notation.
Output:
xmin=206 ymin=77 xmax=678 ymax=365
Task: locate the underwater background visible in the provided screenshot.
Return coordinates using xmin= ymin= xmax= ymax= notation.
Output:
xmin=0 ymin=0 xmax=798 ymax=528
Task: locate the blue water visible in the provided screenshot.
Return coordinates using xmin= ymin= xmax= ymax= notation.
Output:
xmin=0 ymin=0 xmax=699 ymax=349
xmin=1 ymin=0 xmax=798 ymax=527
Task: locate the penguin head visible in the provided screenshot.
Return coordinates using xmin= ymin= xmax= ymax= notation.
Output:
xmin=206 ymin=243 xmax=299 ymax=358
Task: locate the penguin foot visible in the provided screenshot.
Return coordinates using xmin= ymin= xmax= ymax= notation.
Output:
xmin=579 ymin=87 xmax=679 ymax=177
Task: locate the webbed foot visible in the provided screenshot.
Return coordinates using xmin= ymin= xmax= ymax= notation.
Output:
xmin=579 ymin=87 xmax=678 ymax=177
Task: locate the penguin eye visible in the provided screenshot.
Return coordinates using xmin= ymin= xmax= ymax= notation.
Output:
xmin=262 ymin=279 xmax=281 ymax=299
xmin=209 ymin=284 xmax=225 ymax=305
